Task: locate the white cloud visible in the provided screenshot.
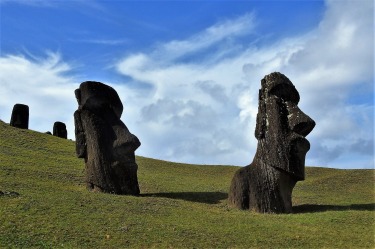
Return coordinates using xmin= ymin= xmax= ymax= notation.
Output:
xmin=113 ymin=13 xmax=262 ymax=165
xmin=281 ymin=0 xmax=374 ymax=168
xmin=158 ymin=13 xmax=255 ymax=61
xmin=68 ymin=38 xmax=130 ymax=45
xmin=115 ymin=1 xmax=373 ymax=168
xmin=0 ymin=0 xmax=372 ymax=169
xmin=0 ymin=52 xmax=78 ymax=136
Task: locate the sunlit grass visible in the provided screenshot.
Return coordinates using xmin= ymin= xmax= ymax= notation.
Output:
xmin=0 ymin=120 xmax=374 ymax=248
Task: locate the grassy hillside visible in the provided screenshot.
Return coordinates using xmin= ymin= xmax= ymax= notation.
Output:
xmin=0 ymin=120 xmax=374 ymax=248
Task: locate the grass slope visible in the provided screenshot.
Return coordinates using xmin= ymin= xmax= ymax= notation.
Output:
xmin=0 ymin=120 xmax=374 ymax=248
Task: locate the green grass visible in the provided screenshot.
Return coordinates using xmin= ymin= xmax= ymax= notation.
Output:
xmin=0 ymin=120 xmax=374 ymax=248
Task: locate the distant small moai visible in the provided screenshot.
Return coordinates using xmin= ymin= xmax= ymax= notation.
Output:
xmin=53 ymin=122 xmax=67 ymax=139
xmin=10 ymin=104 xmax=29 ymax=129
xmin=74 ymin=81 xmax=141 ymax=195
xmin=228 ymin=72 xmax=315 ymax=213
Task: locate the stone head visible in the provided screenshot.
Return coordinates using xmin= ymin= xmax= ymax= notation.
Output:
xmin=75 ymin=81 xmax=123 ymax=119
xmin=73 ymin=81 xmax=141 ymax=195
xmin=53 ymin=121 xmax=67 ymax=139
xmin=254 ymin=72 xmax=315 ymax=180
xmin=10 ymin=103 xmax=29 ymax=129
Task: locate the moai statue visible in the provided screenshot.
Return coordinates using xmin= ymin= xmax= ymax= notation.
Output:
xmin=74 ymin=81 xmax=140 ymax=195
xmin=53 ymin=122 xmax=67 ymax=139
xmin=228 ymin=72 xmax=315 ymax=213
xmin=10 ymin=104 xmax=29 ymax=129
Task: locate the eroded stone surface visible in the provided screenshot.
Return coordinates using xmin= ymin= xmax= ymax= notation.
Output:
xmin=53 ymin=121 xmax=67 ymax=139
xmin=74 ymin=81 xmax=140 ymax=195
xmin=10 ymin=104 xmax=29 ymax=129
xmin=228 ymin=72 xmax=315 ymax=213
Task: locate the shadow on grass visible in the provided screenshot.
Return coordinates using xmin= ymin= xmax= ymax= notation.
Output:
xmin=141 ymin=192 xmax=228 ymax=204
xmin=293 ymin=203 xmax=375 ymax=213
xmin=0 ymin=191 xmax=20 ymax=198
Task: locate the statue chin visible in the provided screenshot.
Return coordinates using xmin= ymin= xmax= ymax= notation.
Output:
xmin=290 ymin=136 xmax=311 ymax=154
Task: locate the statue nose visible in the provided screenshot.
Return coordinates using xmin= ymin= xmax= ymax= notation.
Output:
xmin=287 ymin=105 xmax=315 ymax=137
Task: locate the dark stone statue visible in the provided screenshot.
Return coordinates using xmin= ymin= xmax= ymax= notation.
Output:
xmin=228 ymin=72 xmax=315 ymax=213
xmin=10 ymin=104 xmax=29 ymax=129
xmin=53 ymin=122 xmax=67 ymax=139
xmin=74 ymin=81 xmax=140 ymax=195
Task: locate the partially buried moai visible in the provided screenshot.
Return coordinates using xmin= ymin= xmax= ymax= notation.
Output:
xmin=228 ymin=72 xmax=315 ymax=213
xmin=74 ymin=81 xmax=140 ymax=195
xmin=10 ymin=104 xmax=29 ymax=129
xmin=53 ymin=121 xmax=67 ymax=139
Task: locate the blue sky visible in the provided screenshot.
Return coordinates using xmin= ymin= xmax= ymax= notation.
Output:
xmin=0 ymin=0 xmax=373 ymax=169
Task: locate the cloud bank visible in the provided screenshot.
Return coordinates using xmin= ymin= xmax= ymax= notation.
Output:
xmin=115 ymin=0 xmax=373 ymax=168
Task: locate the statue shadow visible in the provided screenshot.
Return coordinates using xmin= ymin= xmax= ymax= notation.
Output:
xmin=141 ymin=191 xmax=228 ymax=204
xmin=293 ymin=203 xmax=375 ymax=213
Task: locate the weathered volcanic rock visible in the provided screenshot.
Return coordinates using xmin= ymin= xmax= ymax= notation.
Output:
xmin=228 ymin=72 xmax=315 ymax=213
xmin=74 ymin=81 xmax=140 ymax=195
xmin=53 ymin=121 xmax=67 ymax=139
xmin=10 ymin=104 xmax=29 ymax=129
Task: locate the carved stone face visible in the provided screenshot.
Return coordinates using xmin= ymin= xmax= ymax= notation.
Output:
xmin=74 ymin=81 xmax=140 ymax=195
xmin=255 ymin=72 xmax=315 ymax=180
